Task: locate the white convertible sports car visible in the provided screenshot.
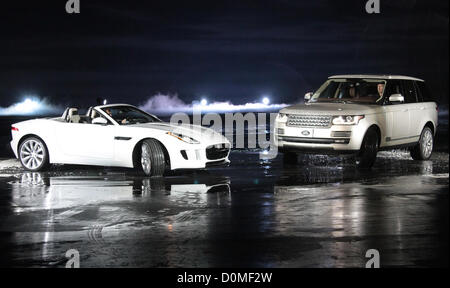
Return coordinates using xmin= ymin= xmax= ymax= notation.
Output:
xmin=10 ymin=104 xmax=231 ymax=176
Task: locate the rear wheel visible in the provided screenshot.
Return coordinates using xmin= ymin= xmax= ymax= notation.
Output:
xmin=140 ymin=139 xmax=166 ymax=177
xmin=19 ymin=137 xmax=49 ymax=171
xmin=356 ymin=128 xmax=378 ymax=169
xmin=410 ymin=126 xmax=433 ymax=160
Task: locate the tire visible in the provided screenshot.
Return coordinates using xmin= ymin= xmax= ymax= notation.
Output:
xmin=356 ymin=128 xmax=378 ymax=169
xmin=18 ymin=136 xmax=49 ymax=172
xmin=140 ymin=139 xmax=166 ymax=177
xmin=282 ymin=151 xmax=298 ymax=165
xmin=410 ymin=126 xmax=433 ymax=160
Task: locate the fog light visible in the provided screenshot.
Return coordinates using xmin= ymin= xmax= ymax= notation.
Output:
xmin=331 ymin=131 xmax=351 ymax=137
xmin=334 ymin=139 xmax=350 ymax=144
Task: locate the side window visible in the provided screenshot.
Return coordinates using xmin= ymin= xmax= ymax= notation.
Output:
xmin=416 ymin=81 xmax=434 ymax=102
xmin=402 ymin=80 xmax=418 ymax=103
xmin=90 ymin=109 xmax=112 ymax=125
xmin=384 ymin=80 xmax=403 ymax=104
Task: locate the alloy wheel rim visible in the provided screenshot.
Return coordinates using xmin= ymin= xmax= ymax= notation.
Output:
xmin=20 ymin=140 xmax=44 ymax=170
xmin=141 ymin=144 xmax=151 ymax=175
xmin=421 ymin=130 xmax=433 ymax=158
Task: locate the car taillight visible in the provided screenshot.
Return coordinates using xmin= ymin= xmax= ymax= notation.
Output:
xmin=11 ymin=126 xmax=19 ymax=132
xmin=436 ymin=106 xmax=439 ymax=112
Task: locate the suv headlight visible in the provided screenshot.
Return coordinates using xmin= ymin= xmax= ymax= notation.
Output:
xmin=277 ymin=113 xmax=288 ymax=122
xmin=332 ymin=115 xmax=364 ymax=125
xmin=166 ymin=132 xmax=200 ymax=144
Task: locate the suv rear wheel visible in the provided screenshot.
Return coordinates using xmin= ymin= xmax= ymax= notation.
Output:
xmin=410 ymin=126 xmax=433 ymax=160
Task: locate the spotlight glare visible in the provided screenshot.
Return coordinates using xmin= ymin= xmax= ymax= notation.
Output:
xmin=200 ymin=99 xmax=208 ymax=106
xmin=19 ymin=98 xmax=40 ymax=113
xmin=262 ymin=97 xmax=270 ymax=105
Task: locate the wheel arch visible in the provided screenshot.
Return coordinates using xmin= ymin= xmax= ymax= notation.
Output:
xmin=364 ymin=124 xmax=382 ymax=148
xmin=424 ymin=121 xmax=435 ymax=135
xmin=18 ymin=134 xmax=50 ymax=155
xmin=132 ymin=137 xmax=171 ymax=170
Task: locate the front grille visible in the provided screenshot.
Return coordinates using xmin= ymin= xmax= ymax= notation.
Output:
xmin=287 ymin=115 xmax=331 ymax=128
xmin=206 ymin=143 xmax=230 ymax=160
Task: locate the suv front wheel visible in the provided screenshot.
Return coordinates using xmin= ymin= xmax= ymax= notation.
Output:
xmin=356 ymin=128 xmax=378 ymax=168
xmin=410 ymin=126 xmax=433 ymax=160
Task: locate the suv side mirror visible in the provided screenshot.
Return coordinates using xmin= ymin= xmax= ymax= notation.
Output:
xmin=304 ymin=92 xmax=313 ymax=101
xmin=389 ymin=94 xmax=404 ymax=103
xmin=92 ymin=117 xmax=108 ymax=125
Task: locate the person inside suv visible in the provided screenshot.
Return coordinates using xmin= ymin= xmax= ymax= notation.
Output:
xmin=377 ymin=83 xmax=385 ymax=99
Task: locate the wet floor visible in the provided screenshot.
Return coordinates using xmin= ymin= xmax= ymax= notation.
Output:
xmin=0 ymin=150 xmax=448 ymax=267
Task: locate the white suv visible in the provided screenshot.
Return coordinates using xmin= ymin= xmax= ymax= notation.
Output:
xmin=274 ymin=75 xmax=438 ymax=168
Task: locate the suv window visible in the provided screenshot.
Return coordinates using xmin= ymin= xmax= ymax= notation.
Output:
xmin=415 ymin=81 xmax=434 ymax=102
xmin=402 ymin=80 xmax=418 ymax=103
xmin=384 ymin=80 xmax=403 ymax=104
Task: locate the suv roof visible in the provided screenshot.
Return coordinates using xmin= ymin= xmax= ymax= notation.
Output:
xmin=329 ymin=74 xmax=424 ymax=82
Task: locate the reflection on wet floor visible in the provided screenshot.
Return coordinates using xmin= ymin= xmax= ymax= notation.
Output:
xmin=0 ymin=150 xmax=448 ymax=267
xmin=12 ymin=173 xmax=231 ymax=213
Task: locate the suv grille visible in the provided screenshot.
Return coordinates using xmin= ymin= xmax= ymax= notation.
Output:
xmin=206 ymin=143 xmax=230 ymax=160
xmin=287 ymin=115 xmax=331 ymax=128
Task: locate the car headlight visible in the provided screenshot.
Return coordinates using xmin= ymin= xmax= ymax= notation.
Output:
xmin=166 ymin=132 xmax=200 ymax=144
xmin=332 ymin=115 xmax=364 ymax=125
xmin=277 ymin=113 xmax=288 ymax=122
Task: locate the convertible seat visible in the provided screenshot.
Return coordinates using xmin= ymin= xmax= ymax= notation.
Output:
xmin=68 ymin=108 xmax=81 ymax=123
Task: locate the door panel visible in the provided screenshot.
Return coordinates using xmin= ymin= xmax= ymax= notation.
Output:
xmin=402 ymin=80 xmax=421 ymax=139
xmin=385 ymin=105 xmax=410 ymax=141
xmin=383 ymin=80 xmax=410 ymax=144
xmin=55 ymin=122 xmax=115 ymax=163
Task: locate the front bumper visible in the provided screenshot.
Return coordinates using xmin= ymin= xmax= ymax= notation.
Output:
xmin=169 ymin=142 xmax=231 ymax=170
xmin=10 ymin=139 xmax=19 ymax=158
xmin=274 ymin=120 xmax=368 ymax=153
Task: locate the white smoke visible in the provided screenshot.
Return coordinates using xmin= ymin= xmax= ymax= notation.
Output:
xmin=0 ymin=94 xmax=290 ymax=116
xmin=0 ymin=97 xmax=62 ymax=116
xmin=139 ymin=93 xmax=288 ymax=114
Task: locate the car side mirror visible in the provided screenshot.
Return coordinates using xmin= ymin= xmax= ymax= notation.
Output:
xmin=389 ymin=94 xmax=404 ymax=103
xmin=304 ymin=92 xmax=313 ymax=101
xmin=92 ymin=117 xmax=108 ymax=125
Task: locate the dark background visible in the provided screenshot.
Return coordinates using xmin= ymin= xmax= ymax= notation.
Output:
xmin=0 ymin=0 xmax=448 ymax=107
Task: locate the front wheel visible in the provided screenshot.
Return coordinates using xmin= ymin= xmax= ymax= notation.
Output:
xmin=19 ymin=137 xmax=49 ymax=171
xmin=356 ymin=129 xmax=378 ymax=169
xmin=410 ymin=127 xmax=433 ymax=160
xmin=140 ymin=139 xmax=166 ymax=177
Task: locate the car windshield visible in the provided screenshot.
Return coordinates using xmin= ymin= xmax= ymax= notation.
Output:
xmin=101 ymin=106 xmax=161 ymax=125
xmin=310 ymin=78 xmax=387 ymax=104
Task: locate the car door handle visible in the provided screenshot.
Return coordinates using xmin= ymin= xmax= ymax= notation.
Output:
xmin=402 ymin=109 xmax=408 ymax=112
xmin=420 ymin=107 xmax=426 ymax=110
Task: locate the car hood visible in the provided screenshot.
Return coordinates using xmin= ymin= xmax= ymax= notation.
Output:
xmin=129 ymin=122 xmax=229 ymax=144
xmin=280 ymin=102 xmax=377 ymax=116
